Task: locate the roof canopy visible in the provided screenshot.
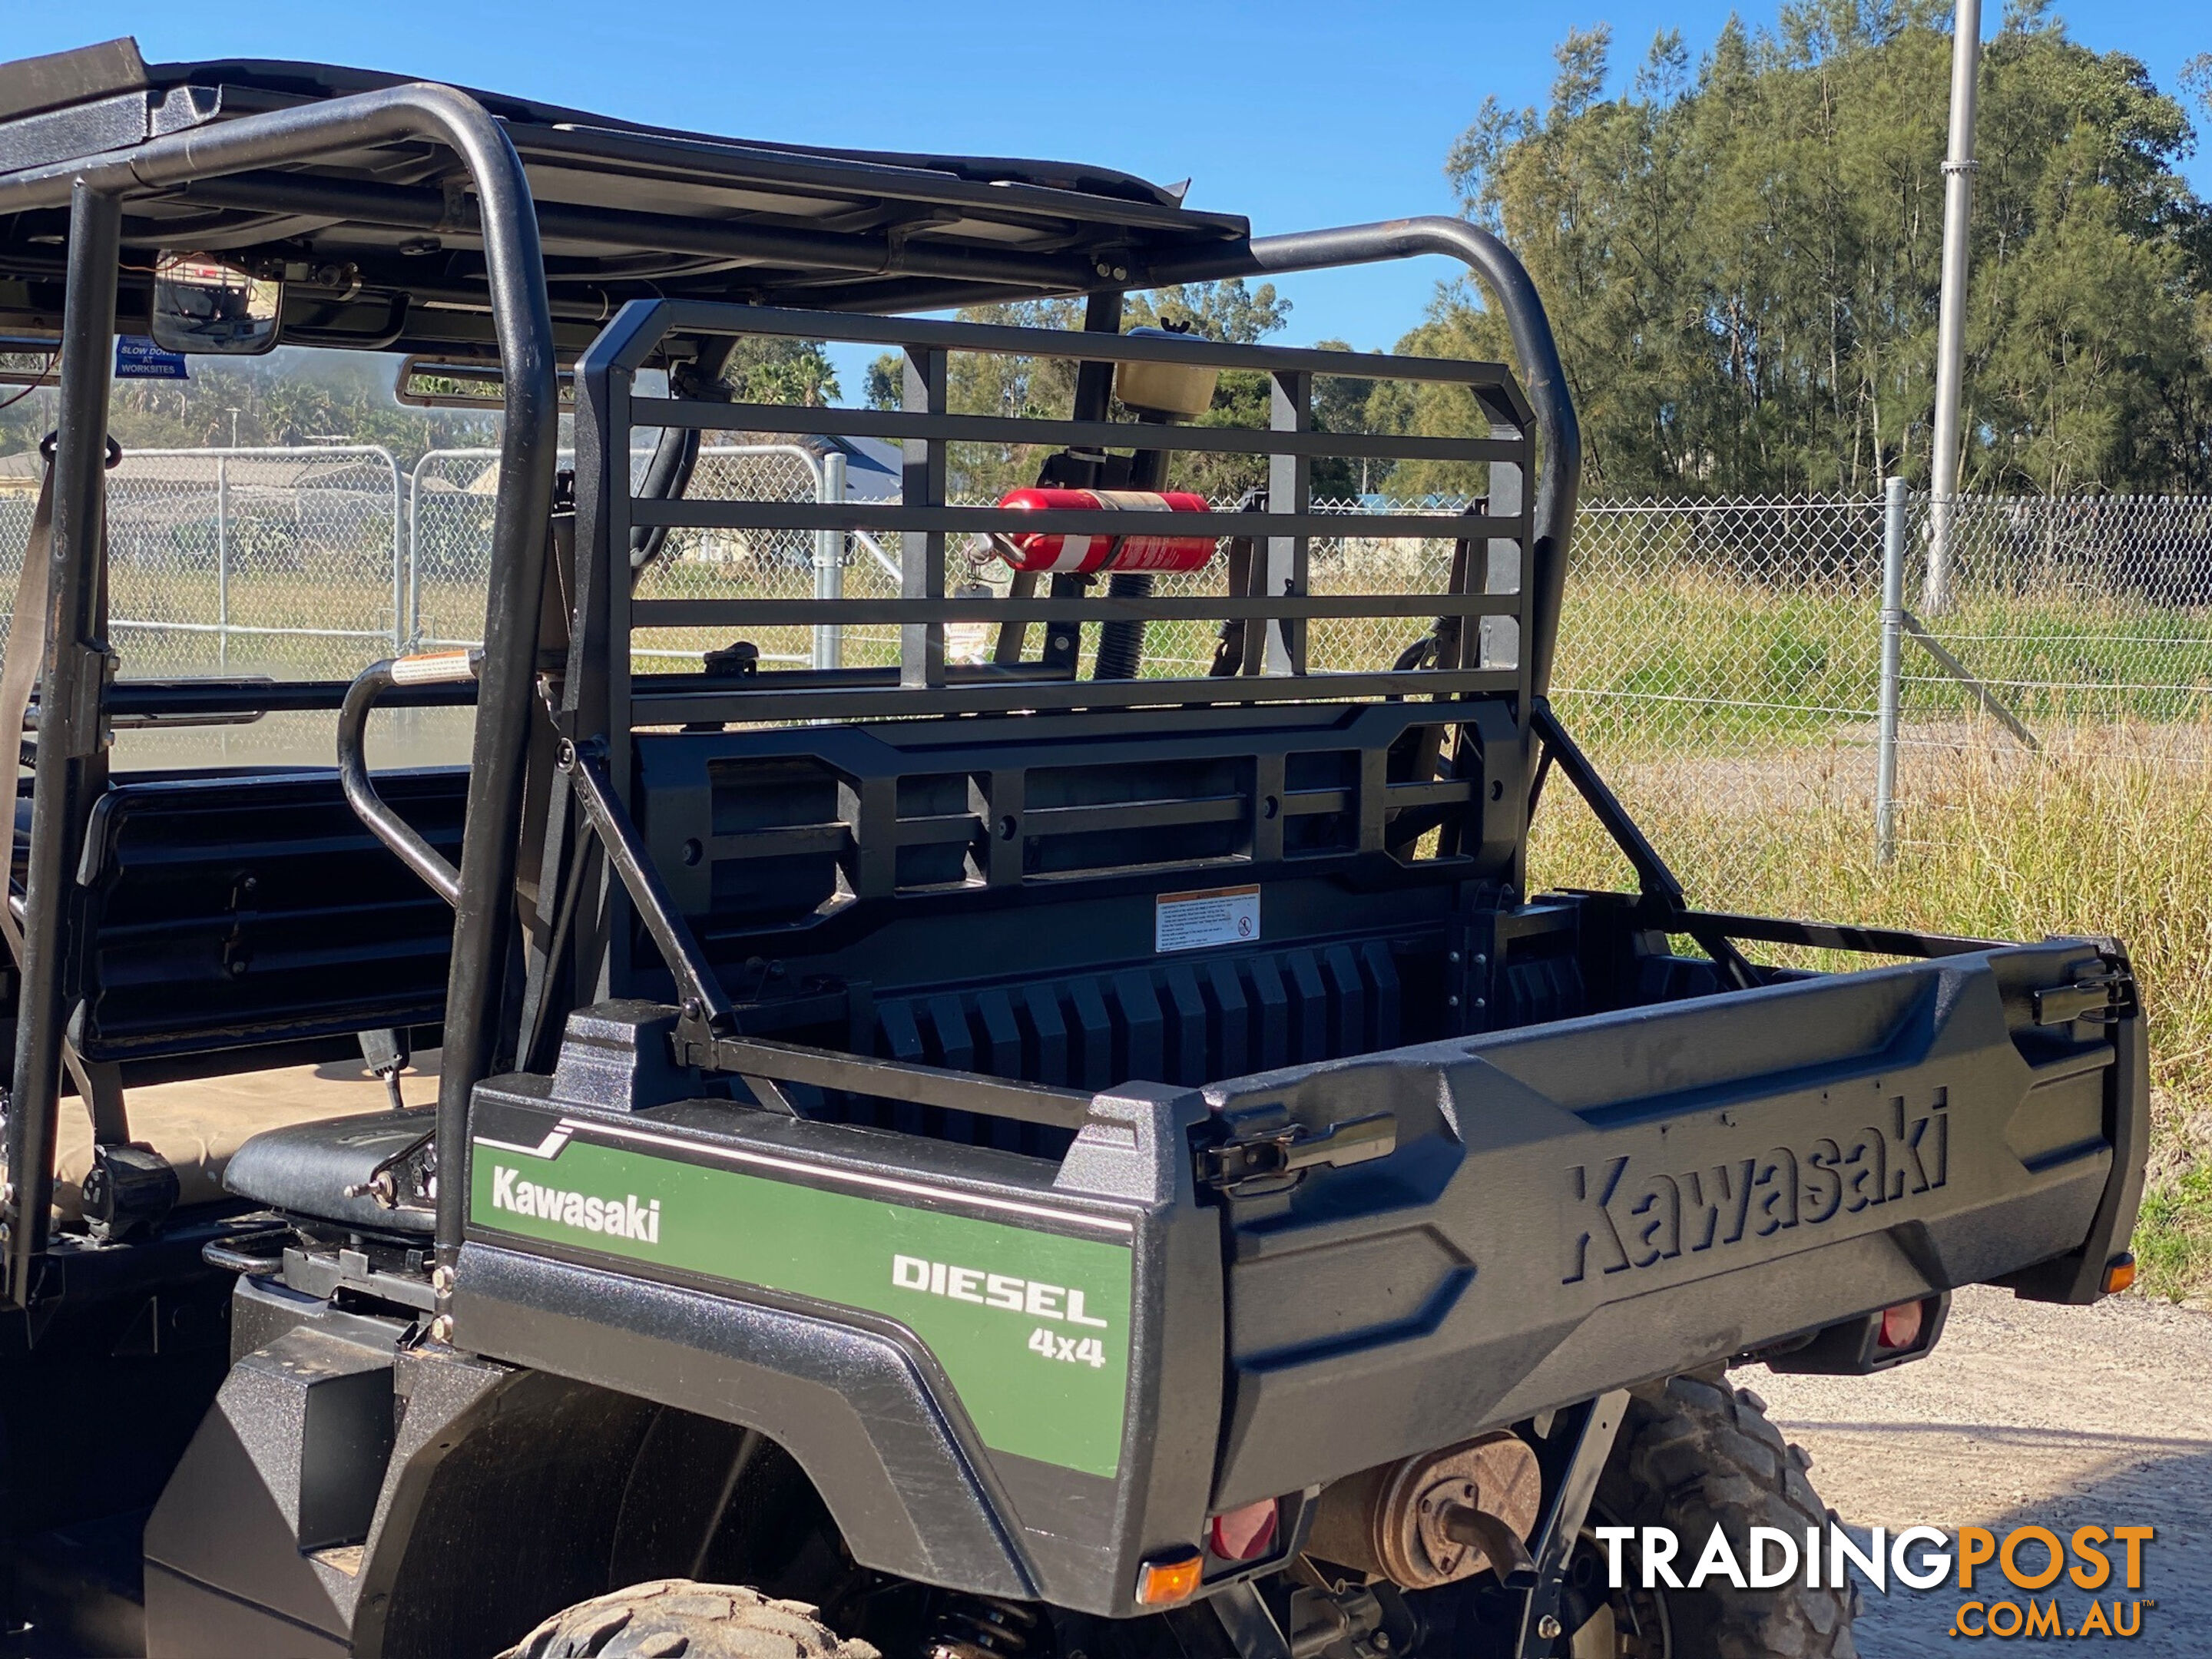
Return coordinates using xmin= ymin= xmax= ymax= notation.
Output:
xmin=0 ymin=40 xmax=1253 ymax=359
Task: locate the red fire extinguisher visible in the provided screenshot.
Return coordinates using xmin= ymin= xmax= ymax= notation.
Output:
xmin=992 ymin=487 xmax=1218 ymax=575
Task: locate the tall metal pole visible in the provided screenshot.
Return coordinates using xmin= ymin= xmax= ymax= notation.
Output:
xmin=1924 ymin=0 xmax=1982 ymax=614
xmin=812 ymin=449 xmax=847 ymax=671
xmin=1876 ymin=477 xmax=1908 ymax=865
xmin=386 ymin=445 xmax=405 ymax=653
xmin=5 ymin=183 xmax=121 ymax=1305
xmin=215 ymin=453 xmax=230 ymax=670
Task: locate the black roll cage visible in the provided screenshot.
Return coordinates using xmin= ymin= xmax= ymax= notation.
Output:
xmin=0 ymin=81 xmax=558 ymax=1302
xmin=0 ymin=62 xmax=1608 ymax=1316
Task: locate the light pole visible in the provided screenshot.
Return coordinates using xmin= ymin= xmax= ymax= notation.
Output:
xmin=1924 ymin=0 xmax=1982 ymax=614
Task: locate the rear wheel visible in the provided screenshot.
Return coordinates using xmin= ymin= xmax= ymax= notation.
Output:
xmin=498 ymin=1580 xmax=882 ymax=1659
xmin=1571 ymin=1376 xmax=1856 ymax=1658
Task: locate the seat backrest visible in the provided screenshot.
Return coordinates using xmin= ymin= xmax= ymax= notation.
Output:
xmin=53 ymin=767 xmax=467 ymax=1063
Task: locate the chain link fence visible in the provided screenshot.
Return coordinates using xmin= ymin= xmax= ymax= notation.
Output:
xmin=9 ymin=441 xmax=2212 ymax=906
xmin=412 ymin=443 xmax=831 ymax=662
xmin=0 ymin=446 xmax=405 ymax=679
xmin=1902 ymin=493 xmax=2212 ymax=734
xmin=1540 ymin=496 xmax=1889 ymax=902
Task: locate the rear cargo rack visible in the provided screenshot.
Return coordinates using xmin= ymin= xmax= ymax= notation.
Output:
xmin=571 ymin=300 xmax=1537 ymax=732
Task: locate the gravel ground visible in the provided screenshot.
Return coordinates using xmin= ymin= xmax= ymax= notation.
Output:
xmin=1753 ymin=1285 xmax=2212 ymax=1655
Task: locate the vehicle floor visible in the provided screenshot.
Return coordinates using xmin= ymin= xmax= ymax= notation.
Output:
xmin=1757 ymin=1284 xmax=2212 ymax=1656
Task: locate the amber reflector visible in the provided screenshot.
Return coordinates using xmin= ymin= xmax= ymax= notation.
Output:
xmin=1134 ymin=1551 xmax=1205 ymax=1606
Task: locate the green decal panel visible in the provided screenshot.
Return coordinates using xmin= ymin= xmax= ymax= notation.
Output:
xmin=470 ymin=1132 xmax=1132 ymax=1477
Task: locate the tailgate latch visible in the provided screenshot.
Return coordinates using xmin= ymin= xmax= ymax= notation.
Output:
xmin=2032 ymin=963 xmax=2137 ymax=1028
xmin=1199 ymin=1107 xmax=1397 ymax=1194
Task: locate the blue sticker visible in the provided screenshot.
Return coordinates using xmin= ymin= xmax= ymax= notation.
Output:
xmin=114 ymin=336 xmax=189 ymax=380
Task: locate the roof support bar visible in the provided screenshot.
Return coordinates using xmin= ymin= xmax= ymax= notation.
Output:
xmin=4 ymin=182 xmax=119 ymax=1307
xmin=0 ymin=83 xmax=559 ymax=1293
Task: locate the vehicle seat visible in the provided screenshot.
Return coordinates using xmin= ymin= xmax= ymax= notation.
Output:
xmin=50 ymin=1052 xmax=435 ymax=1227
xmin=218 ymin=1108 xmax=436 ymax=1236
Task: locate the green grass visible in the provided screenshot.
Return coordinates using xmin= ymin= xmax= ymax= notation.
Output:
xmin=2137 ymin=1162 xmax=2212 ymax=1303
xmin=1553 ymin=570 xmax=2212 ymax=752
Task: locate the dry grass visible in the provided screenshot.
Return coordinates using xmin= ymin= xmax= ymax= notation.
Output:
xmin=1533 ymin=723 xmax=2212 ymax=1303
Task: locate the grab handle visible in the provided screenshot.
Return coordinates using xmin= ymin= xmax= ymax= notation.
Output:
xmin=336 ymin=650 xmax=479 ymax=907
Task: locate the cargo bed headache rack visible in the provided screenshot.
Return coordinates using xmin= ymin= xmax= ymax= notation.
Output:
xmin=575 ymin=300 xmax=1536 ymax=726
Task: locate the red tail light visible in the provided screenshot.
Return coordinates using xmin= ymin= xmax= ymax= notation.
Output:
xmin=1876 ymin=1300 xmax=1925 ymax=1351
xmin=1207 ymin=1498 xmax=1280 ymax=1561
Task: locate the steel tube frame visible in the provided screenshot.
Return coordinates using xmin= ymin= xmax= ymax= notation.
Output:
xmin=812 ymin=449 xmax=847 ymax=671
xmin=1925 ymin=0 xmax=1983 ymax=615
xmin=0 ymin=84 xmax=560 ymax=1290
xmin=1876 ymin=476 xmax=1907 ymax=863
xmin=338 ymin=661 xmax=465 ymax=906
xmin=1143 ymin=218 xmax=1581 ymax=699
xmin=5 ymin=183 xmax=121 ymax=1303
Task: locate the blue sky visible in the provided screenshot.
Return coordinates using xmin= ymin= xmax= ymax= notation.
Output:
xmin=14 ymin=2 xmax=2208 ymax=392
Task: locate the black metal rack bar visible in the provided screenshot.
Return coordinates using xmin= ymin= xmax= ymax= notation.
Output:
xmin=625 ymin=671 xmax=1520 ymax=727
xmin=643 ymin=300 xmax=1533 ymax=402
xmin=625 ymin=500 xmax=1521 ymax=541
xmin=631 ymin=399 xmax=1522 ymax=462
xmin=629 ymin=594 xmax=1522 ymax=628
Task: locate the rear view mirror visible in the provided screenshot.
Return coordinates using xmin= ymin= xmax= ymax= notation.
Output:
xmin=151 ymin=253 xmax=281 ymax=356
xmin=397 ymin=356 xmax=577 ymax=409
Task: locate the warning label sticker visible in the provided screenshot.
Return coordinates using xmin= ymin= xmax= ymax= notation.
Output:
xmin=1154 ymin=884 xmax=1261 ymax=954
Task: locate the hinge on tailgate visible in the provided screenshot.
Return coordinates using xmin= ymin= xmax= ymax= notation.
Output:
xmin=2032 ymin=962 xmax=2137 ymax=1028
xmin=1198 ymin=1106 xmax=1397 ymax=1195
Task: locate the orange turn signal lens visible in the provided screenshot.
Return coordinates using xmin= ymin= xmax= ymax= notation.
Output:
xmin=1134 ymin=1549 xmax=1205 ymax=1606
xmin=2103 ymin=1253 xmax=2137 ymax=1296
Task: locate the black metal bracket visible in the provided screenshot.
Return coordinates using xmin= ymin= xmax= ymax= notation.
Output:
xmin=2032 ymin=960 xmax=2137 ymax=1028
xmin=1198 ymin=1104 xmax=1397 ymax=1194
xmin=558 ymin=737 xmax=737 ymax=1038
xmin=1514 ymin=1389 xmax=1629 ymax=1657
xmin=1528 ymin=700 xmax=1760 ymax=992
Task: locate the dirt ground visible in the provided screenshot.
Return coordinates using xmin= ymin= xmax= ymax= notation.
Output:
xmin=1753 ymin=1285 xmax=2212 ymax=1655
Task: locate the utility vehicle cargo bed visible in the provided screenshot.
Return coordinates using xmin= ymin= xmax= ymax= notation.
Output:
xmin=453 ymin=929 xmax=2142 ymax=1614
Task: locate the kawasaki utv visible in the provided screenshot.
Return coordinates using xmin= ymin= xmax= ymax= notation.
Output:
xmin=0 ymin=37 xmax=2145 ymax=1659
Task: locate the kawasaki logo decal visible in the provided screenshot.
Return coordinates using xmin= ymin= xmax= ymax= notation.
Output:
xmin=1564 ymin=1090 xmax=1951 ymax=1285
xmin=470 ymin=1123 xmax=1134 ymax=1478
xmin=490 ymin=1167 xmax=661 ymax=1241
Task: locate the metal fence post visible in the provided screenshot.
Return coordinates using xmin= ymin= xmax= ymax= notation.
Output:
xmin=407 ymin=450 xmax=427 ymax=651
xmin=215 ymin=452 xmax=230 ymax=671
xmin=378 ymin=445 xmax=403 ymax=652
xmin=1876 ymin=476 xmax=1908 ymax=865
xmin=813 ymin=448 xmax=847 ymax=671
